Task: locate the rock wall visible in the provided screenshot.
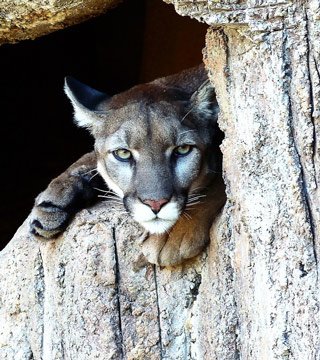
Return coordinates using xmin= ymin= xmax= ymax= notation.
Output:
xmin=0 ymin=204 xmax=216 ymax=359
xmin=2 ymin=0 xmax=320 ymax=359
xmin=0 ymin=0 xmax=120 ymax=44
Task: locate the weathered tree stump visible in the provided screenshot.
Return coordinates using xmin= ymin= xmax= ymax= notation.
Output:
xmin=2 ymin=1 xmax=320 ymax=359
xmin=166 ymin=0 xmax=320 ymax=358
xmin=0 ymin=204 xmax=216 ymax=359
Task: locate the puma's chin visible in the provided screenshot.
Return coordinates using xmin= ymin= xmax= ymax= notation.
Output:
xmin=131 ymin=201 xmax=181 ymax=234
xmin=140 ymin=218 xmax=176 ymax=234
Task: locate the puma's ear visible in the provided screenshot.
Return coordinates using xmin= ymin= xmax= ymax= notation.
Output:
xmin=64 ymin=77 xmax=108 ymax=130
xmin=190 ymin=79 xmax=219 ymax=121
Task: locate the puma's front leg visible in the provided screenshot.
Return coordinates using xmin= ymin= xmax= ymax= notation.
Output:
xmin=30 ymin=152 xmax=105 ymax=239
xmin=141 ymin=177 xmax=226 ymax=266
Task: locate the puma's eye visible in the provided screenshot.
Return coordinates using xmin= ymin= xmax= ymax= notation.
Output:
xmin=113 ymin=149 xmax=132 ymax=161
xmin=174 ymin=145 xmax=193 ymax=156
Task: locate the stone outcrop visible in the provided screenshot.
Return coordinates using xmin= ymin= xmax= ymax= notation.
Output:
xmin=0 ymin=0 xmax=120 ymax=44
xmin=0 ymin=204 xmax=223 ymax=359
xmin=2 ymin=0 xmax=320 ymax=359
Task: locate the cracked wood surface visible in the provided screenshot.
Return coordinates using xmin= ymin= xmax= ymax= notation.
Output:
xmin=201 ymin=0 xmax=320 ymax=358
xmin=167 ymin=0 xmax=320 ymax=358
xmin=2 ymin=0 xmax=320 ymax=359
xmin=0 ymin=204 xmax=215 ymax=359
xmin=0 ymin=0 xmax=120 ymax=44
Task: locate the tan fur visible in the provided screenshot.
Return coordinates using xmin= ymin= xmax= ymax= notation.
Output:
xmin=30 ymin=65 xmax=226 ymax=266
xmin=141 ymin=176 xmax=225 ymax=266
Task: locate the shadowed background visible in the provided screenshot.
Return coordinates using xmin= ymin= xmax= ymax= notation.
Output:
xmin=0 ymin=0 xmax=207 ymax=249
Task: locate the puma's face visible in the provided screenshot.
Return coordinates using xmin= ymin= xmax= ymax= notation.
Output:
xmin=94 ymin=102 xmax=206 ymax=234
xmin=65 ymin=69 xmax=220 ymax=234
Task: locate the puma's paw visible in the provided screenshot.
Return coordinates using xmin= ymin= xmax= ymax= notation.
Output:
xmin=30 ymin=202 xmax=70 ymax=239
xmin=141 ymin=233 xmax=168 ymax=266
xmin=141 ymin=227 xmax=209 ymax=267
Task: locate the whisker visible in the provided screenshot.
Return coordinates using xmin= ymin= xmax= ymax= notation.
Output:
xmin=101 ymin=201 xmax=123 ymax=205
xmin=97 ymin=193 xmax=121 ymax=198
xmin=105 ymin=194 xmax=121 ymax=200
xmin=83 ymin=168 xmax=98 ymax=176
xmin=98 ymin=194 xmax=122 ymax=200
xmin=186 ymin=200 xmax=203 ymax=207
xmin=187 ymin=199 xmax=205 ymax=205
xmin=181 ymin=80 xmax=214 ymax=123
xmin=99 ymin=199 xmax=123 ymax=206
xmin=187 ymin=195 xmax=207 ymax=204
xmin=181 ymin=106 xmax=195 ymax=123
xmin=183 ymin=212 xmax=192 ymax=220
xmin=99 ymin=196 xmax=123 ymax=205
xmin=94 ymin=187 xmax=109 ymax=194
xmin=179 ymin=129 xmax=196 ymax=136
xmin=94 ymin=187 xmax=121 ymax=198
xmin=188 ymin=190 xmax=207 ymax=196
xmin=187 ymin=194 xmax=207 ymax=200
xmin=98 ymin=197 xmax=123 ymax=203
xmin=187 ymin=201 xmax=201 ymax=206
xmin=89 ymin=171 xmax=100 ymax=181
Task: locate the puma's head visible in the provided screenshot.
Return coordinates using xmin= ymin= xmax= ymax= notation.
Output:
xmin=64 ymin=66 xmax=221 ymax=235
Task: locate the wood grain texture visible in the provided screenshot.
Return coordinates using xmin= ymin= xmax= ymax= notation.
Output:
xmin=2 ymin=0 xmax=320 ymax=358
xmin=0 ymin=0 xmax=120 ymax=44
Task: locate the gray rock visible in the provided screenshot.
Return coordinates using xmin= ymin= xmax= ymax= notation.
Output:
xmin=0 ymin=0 xmax=120 ymax=44
xmin=2 ymin=0 xmax=320 ymax=358
xmin=0 ymin=203 xmax=214 ymax=359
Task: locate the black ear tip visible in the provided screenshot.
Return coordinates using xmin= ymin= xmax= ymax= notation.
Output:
xmin=64 ymin=76 xmax=82 ymax=90
xmin=64 ymin=76 xmax=108 ymax=111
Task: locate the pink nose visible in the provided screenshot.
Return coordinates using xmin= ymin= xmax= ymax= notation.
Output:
xmin=143 ymin=199 xmax=169 ymax=213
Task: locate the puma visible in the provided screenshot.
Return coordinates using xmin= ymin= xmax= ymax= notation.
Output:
xmin=30 ymin=65 xmax=226 ymax=266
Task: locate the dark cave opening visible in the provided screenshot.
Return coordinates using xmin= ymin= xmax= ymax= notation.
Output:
xmin=0 ymin=0 xmax=207 ymax=249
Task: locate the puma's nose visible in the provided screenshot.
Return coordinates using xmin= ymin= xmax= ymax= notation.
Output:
xmin=143 ymin=199 xmax=169 ymax=214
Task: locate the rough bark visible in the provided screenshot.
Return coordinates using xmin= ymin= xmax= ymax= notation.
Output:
xmin=0 ymin=0 xmax=120 ymax=44
xmin=0 ymin=204 xmax=211 ymax=359
xmin=2 ymin=1 xmax=320 ymax=359
xmin=165 ymin=0 xmax=320 ymax=358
